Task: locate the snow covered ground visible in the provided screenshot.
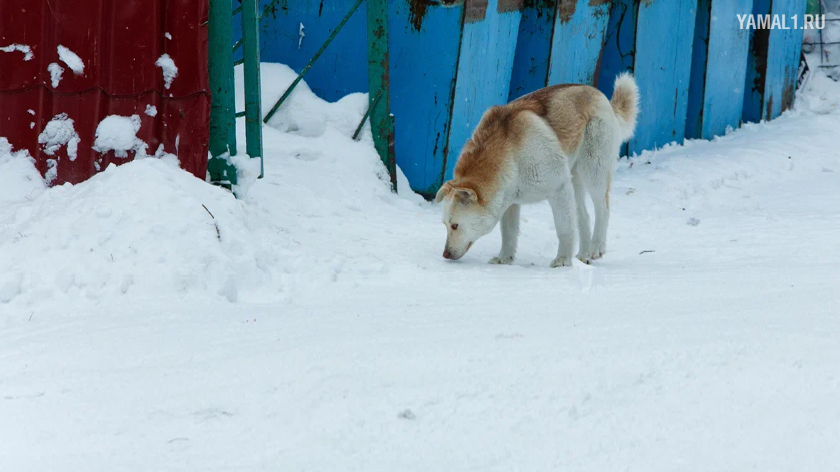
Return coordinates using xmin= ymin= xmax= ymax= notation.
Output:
xmin=2 ymin=64 xmax=840 ymax=471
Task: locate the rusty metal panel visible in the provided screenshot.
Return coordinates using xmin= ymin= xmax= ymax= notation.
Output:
xmin=0 ymin=0 xmax=210 ymax=186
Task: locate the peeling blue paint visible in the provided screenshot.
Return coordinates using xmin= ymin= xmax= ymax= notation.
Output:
xmin=548 ymin=0 xmax=612 ymax=86
xmin=631 ymin=0 xmax=698 ymax=155
xmin=687 ymin=0 xmax=752 ymax=140
xmin=445 ymin=0 xmax=522 ymax=181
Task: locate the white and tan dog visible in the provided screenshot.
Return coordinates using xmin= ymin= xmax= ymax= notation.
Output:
xmin=436 ymin=74 xmax=639 ymax=266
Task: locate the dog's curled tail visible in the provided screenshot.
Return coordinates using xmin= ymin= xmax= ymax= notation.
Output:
xmin=610 ymin=73 xmax=639 ymax=142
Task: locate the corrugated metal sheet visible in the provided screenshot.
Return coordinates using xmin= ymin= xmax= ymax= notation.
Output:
xmin=0 ymin=0 xmax=210 ymax=185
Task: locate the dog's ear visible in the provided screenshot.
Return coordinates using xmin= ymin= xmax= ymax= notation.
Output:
xmin=435 ymin=181 xmax=453 ymax=203
xmin=454 ymin=187 xmax=477 ymax=205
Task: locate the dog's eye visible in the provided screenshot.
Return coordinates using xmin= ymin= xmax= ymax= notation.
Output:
xmin=451 ymin=224 xmax=459 ymax=230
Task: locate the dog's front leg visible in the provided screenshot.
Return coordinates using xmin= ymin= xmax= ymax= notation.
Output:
xmin=549 ymin=183 xmax=578 ymax=268
xmin=490 ymin=204 xmax=520 ymax=265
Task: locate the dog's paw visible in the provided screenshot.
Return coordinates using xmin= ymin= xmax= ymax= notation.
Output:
xmin=577 ymin=253 xmax=592 ymax=265
xmin=587 ymin=241 xmax=607 ymax=261
xmin=550 ymin=256 xmax=573 ymax=268
xmin=489 ymin=256 xmax=514 ymax=265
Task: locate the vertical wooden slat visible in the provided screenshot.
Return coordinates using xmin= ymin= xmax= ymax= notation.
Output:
xmin=445 ymin=0 xmax=522 ymax=180
xmin=688 ymin=0 xmax=753 ymax=140
xmin=509 ymin=0 xmax=557 ymax=101
xmin=548 ymin=0 xmax=612 ymax=86
xmin=631 ymin=0 xmax=698 ymax=155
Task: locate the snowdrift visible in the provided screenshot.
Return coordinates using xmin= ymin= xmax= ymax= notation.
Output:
xmin=1 ymin=62 xmax=839 ymax=314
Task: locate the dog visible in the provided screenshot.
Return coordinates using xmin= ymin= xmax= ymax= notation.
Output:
xmin=436 ymin=74 xmax=639 ymax=266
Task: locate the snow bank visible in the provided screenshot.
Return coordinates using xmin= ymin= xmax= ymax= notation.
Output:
xmin=0 ymin=43 xmax=33 ymax=61
xmin=155 ymin=54 xmax=178 ymax=90
xmin=57 ymin=45 xmax=84 ymax=75
xmin=92 ymin=114 xmax=147 ymax=158
xmin=797 ymin=54 xmax=840 ymax=114
xmin=47 ymin=62 xmax=64 ymax=88
xmin=0 ymin=158 xmax=273 ymax=308
xmin=234 ymin=63 xmax=368 ymax=138
xmin=0 ymin=138 xmax=45 ymax=205
xmin=3 ymin=60 xmax=838 ymax=314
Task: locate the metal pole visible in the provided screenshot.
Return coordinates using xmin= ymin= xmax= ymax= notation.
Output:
xmin=241 ymin=0 xmax=264 ymax=178
xmin=366 ymin=0 xmax=396 ymax=189
xmin=207 ymin=0 xmax=238 ymax=187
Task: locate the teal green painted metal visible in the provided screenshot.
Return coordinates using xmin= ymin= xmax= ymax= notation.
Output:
xmin=241 ymin=0 xmax=264 ymax=178
xmin=352 ymin=90 xmax=383 ymax=142
xmin=262 ymin=0 xmax=364 ymax=124
xmin=366 ymin=0 xmax=396 ymax=188
xmin=208 ymin=0 xmax=238 ymax=188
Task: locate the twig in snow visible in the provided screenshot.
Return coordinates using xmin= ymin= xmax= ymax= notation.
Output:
xmin=639 ymin=250 xmax=655 ymax=255
xmin=202 ymin=204 xmax=221 ymax=241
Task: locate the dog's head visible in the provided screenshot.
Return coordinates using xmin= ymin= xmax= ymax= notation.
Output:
xmin=435 ymin=181 xmax=496 ymax=261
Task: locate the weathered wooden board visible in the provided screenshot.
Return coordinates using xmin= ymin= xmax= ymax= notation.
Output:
xmin=597 ymin=0 xmax=637 ymax=156
xmin=631 ymin=0 xmax=698 ymax=155
xmin=444 ymin=0 xmax=522 ymax=181
xmin=388 ymin=0 xmax=464 ymax=197
xmin=686 ymin=0 xmax=752 ymax=140
xmin=743 ymin=0 xmax=806 ymax=123
xmin=548 ymin=0 xmax=612 ymax=86
xmin=509 ymin=0 xmax=556 ymax=100
xmin=763 ymin=0 xmax=806 ymax=120
xmin=742 ymin=0 xmax=772 ymax=124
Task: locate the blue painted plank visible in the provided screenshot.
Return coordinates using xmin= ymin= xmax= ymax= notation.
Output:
xmin=388 ymin=1 xmax=464 ymax=197
xmin=509 ymin=1 xmax=556 ymax=100
xmin=685 ymin=0 xmax=711 ymax=140
xmin=548 ymin=0 xmax=612 ymax=86
xmin=232 ymin=0 xmax=368 ymax=102
xmin=631 ymin=0 xmax=698 ymax=155
xmin=688 ymin=0 xmax=753 ymax=140
xmin=701 ymin=0 xmax=753 ymax=138
xmin=445 ymin=0 xmax=522 ymax=181
xmin=597 ymin=0 xmax=637 ymax=155
xmin=743 ymin=0 xmax=772 ymax=123
xmin=763 ymin=0 xmax=806 ymax=119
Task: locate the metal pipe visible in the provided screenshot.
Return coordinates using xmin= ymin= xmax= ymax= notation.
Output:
xmin=263 ymin=0 xmax=364 ymax=124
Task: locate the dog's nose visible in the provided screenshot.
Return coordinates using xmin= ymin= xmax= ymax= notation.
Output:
xmin=443 ymin=249 xmax=452 ymax=259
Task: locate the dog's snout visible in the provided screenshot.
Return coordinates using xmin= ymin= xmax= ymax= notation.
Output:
xmin=443 ymin=249 xmax=452 ymax=259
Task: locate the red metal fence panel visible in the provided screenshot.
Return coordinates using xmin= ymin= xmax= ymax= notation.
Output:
xmin=0 ymin=0 xmax=210 ymax=185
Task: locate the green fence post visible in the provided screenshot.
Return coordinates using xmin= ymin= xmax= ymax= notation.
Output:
xmin=366 ymin=0 xmax=396 ymax=190
xmin=207 ymin=0 xmax=238 ymax=188
xmin=241 ymin=0 xmax=264 ymax=178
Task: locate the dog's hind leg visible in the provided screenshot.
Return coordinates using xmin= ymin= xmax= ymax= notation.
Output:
xmin=578 ymin=117 xmax=617 ymax=261
xmin=583 ymin=167 xmax=611 ymax=261
xmin=549 ymin=179 xmax=578 ymax=268
xmin=490 ymin=204 xmax=520 ymax=265
xmin=572 ymin=169 xmax=592 ymax=263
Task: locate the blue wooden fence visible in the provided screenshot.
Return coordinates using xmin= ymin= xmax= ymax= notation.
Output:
xmin=687 ymin=0 xmax=753 ymax=140
xmin=743 ymin=0 xmax=806 ymax=122
xmin=240 ymin=0 xmax=807 ymax=196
